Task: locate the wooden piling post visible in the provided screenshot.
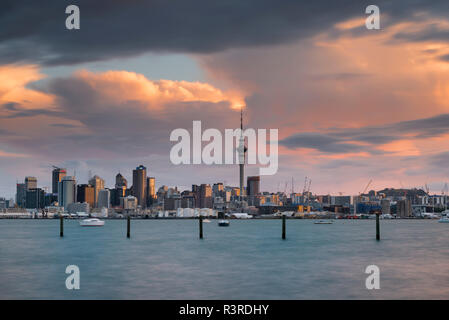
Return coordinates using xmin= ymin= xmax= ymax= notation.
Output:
xmin=199 ymin=216 xmax=203 ymax=239
xmin=282 ymin=214 xmax=286 ymax=240
xmin=60 ymin=215 xmax=64 ymax=237
xmin=376 ymin=213 xmax=380 ymax=241
xmin=127 ymin=215 xmax=131 ymax=238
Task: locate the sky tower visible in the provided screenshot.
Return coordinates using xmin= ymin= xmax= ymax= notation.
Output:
xmin=237 ymin=106 xmax=247 ymax=200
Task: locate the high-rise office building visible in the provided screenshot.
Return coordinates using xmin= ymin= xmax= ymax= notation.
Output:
xmin=25 ymin=188 xmax=45 ymax=209
xmin=212 ymin=183 xmax=224 ymax=196
xmin=58 ymin=176 xmax=76 ymax=209
xmin=97 ymin=189 xmax=110 ymax=209
xmin=111 ymin=186 xmax=127 ymax=207
xmin=200 ymin=184 xmax=213 ymax=208
xmin=146 ymin=177 xmax=155 ymax=206
xmin=52 ymin=167 xmax=66 ymax=194
xmin=247 ymin=176 xmax=260 ymax=206
xmin=115 ymin=173 xmax=127 ymax=188
xmin=247 ymin=176 xmax=260 ymax=197
xmin=77 ymin=184 xmax=95 ymax=208
xmin=16 ymin=183 xmax=26 ymax=208
xmin=88 ymin=175 xmax=105 ymax=208
xmin=132 ymin=165 xmax=147 ymax=207
xmin=25 ymin=177 xmax=37 ymax=190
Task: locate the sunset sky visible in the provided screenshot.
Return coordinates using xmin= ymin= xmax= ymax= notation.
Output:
xmin=2 ymin=0 xmax=449 ymax=197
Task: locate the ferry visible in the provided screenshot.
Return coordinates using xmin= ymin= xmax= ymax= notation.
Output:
xmin=79 ymin=218 xmax=105 ymax=227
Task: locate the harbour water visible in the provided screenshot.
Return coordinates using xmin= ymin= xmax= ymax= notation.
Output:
xmin=0 ymin=219 xmax=447 ymax=299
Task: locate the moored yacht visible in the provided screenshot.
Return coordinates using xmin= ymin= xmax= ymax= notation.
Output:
xmin=218 ymin=219 xmax=230 ymax=227
xmin=79 ymin=218 xmax=105 ymax=227
xmin=314 ymin=220 xmax=333 ymax=224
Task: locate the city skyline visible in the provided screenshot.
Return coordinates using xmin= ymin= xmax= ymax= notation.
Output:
xmin=3 ymin=1 xmax=449 ymax=197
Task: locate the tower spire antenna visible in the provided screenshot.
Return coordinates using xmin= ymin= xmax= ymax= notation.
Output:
xmin=240 ymin=105 xmax=243 ymax=131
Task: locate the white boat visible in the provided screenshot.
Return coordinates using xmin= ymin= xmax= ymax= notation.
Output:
xmin=314 ymin=220 xmax=333 ymax=224
xmin=79 ymin=218 xmax=105 ymax=227
xmin=230 ymin=213 xmax=253 ymax=219
xmin=438 ymin=216 xmax=449 ymax=223
xmin=218 ymin=219 xmax=230 ymax=227
xmin=203 ymin=219 xmax=211 ymax=223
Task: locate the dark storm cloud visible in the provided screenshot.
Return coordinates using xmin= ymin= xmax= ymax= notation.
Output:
xmin=0 ymin=107 xmax=62 ymax=119
xmin=280 ymin=113 xmax=449 ymax=153
xmin=439 ymin=54 xmax=449 ymax=62
xmin=1 ymin=102 xmax=62 ymax=119
xmin=429 ymin=151 xmax=449 ymax=167
xmin=279 ymin=132 xmax=368 ymax=154
xmin=393 ymin=25 xmax=449 ymax=43
xmin=1 ymin=0 xmax=449 ymax=66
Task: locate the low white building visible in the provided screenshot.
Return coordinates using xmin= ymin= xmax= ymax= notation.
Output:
xmin=67 ymin=202 xmax=90 ymax=214
xmin=121 ymin=196 xmax=138 ymax=210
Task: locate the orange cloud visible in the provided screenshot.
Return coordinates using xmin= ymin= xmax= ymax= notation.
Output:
xmin=74 ymin=70 xmax=246 ymax=110
xmin=0 ymin=64 xmax=54 ymax=111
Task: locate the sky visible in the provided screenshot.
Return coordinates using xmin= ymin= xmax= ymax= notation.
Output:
xmin=2 ymin=0 xmax=449 ymax=197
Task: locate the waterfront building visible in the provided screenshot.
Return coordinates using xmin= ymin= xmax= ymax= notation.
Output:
xmin=16 ymin=183 xmax=26 ymax=208
xmin=0 ymin=198 xmax=6 ymax=210
xmin=58 ymin=176 xmax=76 ymax=210
xmin=88 ymin=175 xmax=105 ymax=208
xmin=331 ymin=195 xmax=352 ymax=207
xmin=97 ymin=189 xmax=110 ymax=209
xmin=200 ymin=184 xmax=213 ymax=208
xmin=247 ymin=176 xmax=260 ymax=197
xmin=52 ymin=167 xmax=66 ymax=194
xmin=121 ymin=195 xmax=138 ymax=210
xmin=77 ymin=184 xmax=95 ymax=208
xmin=67 ymin=202 xmax=90 ymax=214
xmin=397 ymin=199 xmax=412 ymax=218
xmin=381 ymin=199 xmax=391 ymax=215
xmin=44 ymin=193 xmax=58 ymax=207
xmin=181 ymin=191 xmax=196 ymax=208
xmin=247 ymin=176 xmax=260 ymax=206
xmin=132 ymin=165 xmax=147 ymax=208
xmin=212 ymin=183 xmax=224 ymax=197
xmin=164 ymin=194 xmax=182 ymax=210
xmin=111 ymin=186 xmax=127 ymax=207
xmin=25 ymin=188 xmax=45 ymax=209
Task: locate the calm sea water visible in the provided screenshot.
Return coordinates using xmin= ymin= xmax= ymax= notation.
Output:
xmin=0 ymin=219 xmax=447 ymax=299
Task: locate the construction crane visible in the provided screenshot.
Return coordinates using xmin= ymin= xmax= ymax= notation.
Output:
xmin=360 ymin=179 xmax=372 ymax=196
xmin=441 ymin=182 xmax=448 ymax=210
xmin=306 ymin=178 xmax=312 ymax=207
xmin=302 ymin=176 xmax=308 ymax=196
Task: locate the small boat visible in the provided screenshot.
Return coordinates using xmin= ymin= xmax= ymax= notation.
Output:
xmin=438 ymin=216 xmax=449 ymax=223
xmin=314 ymin=220 xmax=333 ymax=224
xmin=79 ymin=218 xmax=105 ymax=227
xmin=218 ymin=219 xmax=230 ymax=227
xmin=203 ymin=219 xmax=211 ymax=223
